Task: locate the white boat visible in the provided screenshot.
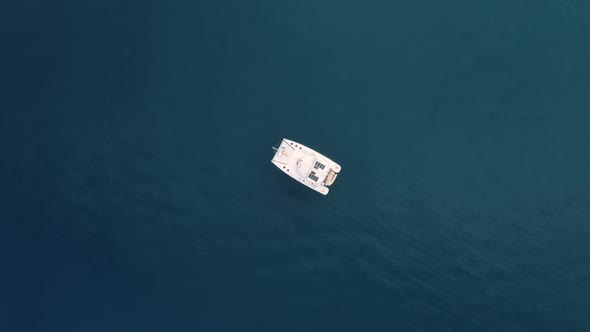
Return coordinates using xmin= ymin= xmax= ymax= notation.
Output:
xmin=271 ymin=138 xmax=341 ymax=195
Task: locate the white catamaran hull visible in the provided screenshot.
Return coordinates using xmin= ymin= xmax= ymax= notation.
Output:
xmin=271 ymin=138 xmax=341 ymax=195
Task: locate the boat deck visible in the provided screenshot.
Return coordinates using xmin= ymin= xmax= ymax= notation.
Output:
xmin=271 ymin=139 xmax=341 ymax=195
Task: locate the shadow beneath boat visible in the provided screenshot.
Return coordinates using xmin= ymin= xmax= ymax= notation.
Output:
xmin=266 ymin=170 xmax=317 ymax=204
xmin=283 ymin=185 xmax=316 ymax=203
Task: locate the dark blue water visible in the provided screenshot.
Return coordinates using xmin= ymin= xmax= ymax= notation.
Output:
xmin=2 ymin=0 xmax=590 ymax=331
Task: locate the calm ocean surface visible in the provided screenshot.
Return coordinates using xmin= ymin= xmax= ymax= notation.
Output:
xmin=1 ymin=0 xmax=590 ymax=331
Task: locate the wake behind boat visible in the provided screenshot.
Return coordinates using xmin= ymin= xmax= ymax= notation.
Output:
xmin=271 ymin=138 xmax=341 ymax=195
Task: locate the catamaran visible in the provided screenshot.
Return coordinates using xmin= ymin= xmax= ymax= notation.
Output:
xmin=271 ymin=138 xmax=341 ymax=195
